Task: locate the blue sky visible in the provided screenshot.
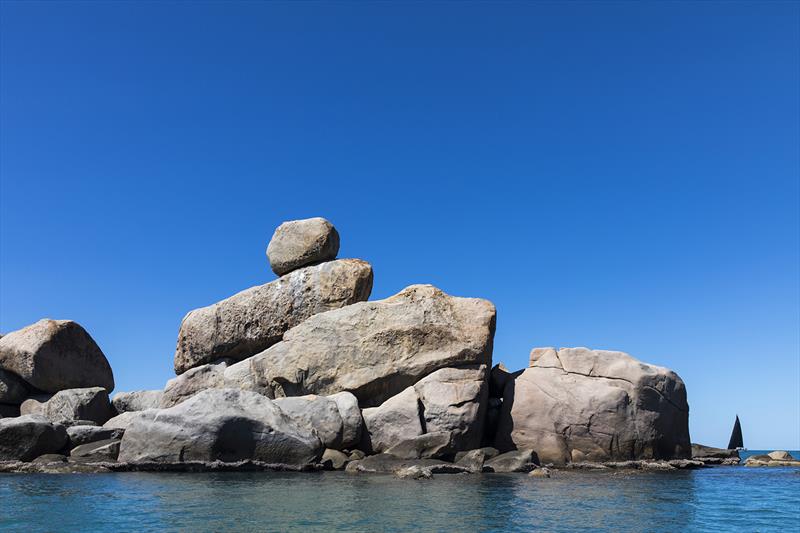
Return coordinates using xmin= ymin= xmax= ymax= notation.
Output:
xmin=1 ymin=1 xmax=797 ymax=449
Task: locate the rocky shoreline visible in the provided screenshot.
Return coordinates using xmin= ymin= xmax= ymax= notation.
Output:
xmin=1 ymin=217 xmax=793 ymax=477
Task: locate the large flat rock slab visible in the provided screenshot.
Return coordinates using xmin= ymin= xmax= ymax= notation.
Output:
xmin=174 ymin=259 xmax=373 ymax=374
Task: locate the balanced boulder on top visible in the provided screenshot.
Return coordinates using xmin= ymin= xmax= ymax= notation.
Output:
xmin=0 ymin=319 xmax=114 ymax=393
xmin=494 ymin=347 xmax=691 ymax=464
xmin=266 ymin=217 xmax=340 ymax=276
xmin=224 ymin=284 xmax=496 ymax=407
xmin=174 ymin=258 xmax=373 ymax=374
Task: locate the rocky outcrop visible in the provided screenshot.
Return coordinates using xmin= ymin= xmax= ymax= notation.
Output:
xmin=174 ymin=259 xmax=373 ymax=374
xmin=0 ymin=415 xmax=68 ymax=461
xmin=691 ymin=443 xmax=740 ymax=465
xmin=745 ymin=451 xmax=800 ymax=467
xmin=20 ymin=387 xmax=114 ymax=426
xmin=495 ymin=347 xmax=691 ymax=465
xmin=161 ymin=360 xmax=231 ymax=408
xmin=0 ymin=319 xmax=114 ymax=393
xmin=224 ymin=285 xmax=496 ymax=407
xmin=0 ymin=368 xmax=28 ymax=404
xmin=361 ymin=365 xmax=488 ymax=454
xmin=117 ymin=389 xmax=323 ymax=466
xmin=266 ymin=217 xmax=340 ymax=276
xmin=112 ymin=390 xmax=163 ymax=413
xmin=273 ymin=392 xmax=362 ymax=450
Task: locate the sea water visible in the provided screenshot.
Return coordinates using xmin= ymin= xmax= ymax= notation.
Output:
xmin=1 ymin=452 xmax=798 ymax=532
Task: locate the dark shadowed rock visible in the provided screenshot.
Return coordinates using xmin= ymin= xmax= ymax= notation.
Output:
xmin=225 ymin=285 xmax=495 ymax=408
xmin=0 ymin=415 xmax=68 ymax=461
xmin=0 ymin=368 xmax=28 ymax=404
xmin=266 ymin=217 xmax=340 ymax=276
xmin=495 ymin=347 xmax=691 ymax=465
xmin=174 ymin=259 xmax=373 ymax=374
xmin=484 ymin=449 xmax=538 ymax=473
xmin=0 ymin=404 xmax=20 ymax=418
xmin=20 ymin=387 xmax=114 ymax=425
xmin=67 ymin=425 xmax=125 ymax=447
xmin=70 ymin=438 xmax=121 ymax=462
xmin=118 ymin=389 xmax=322 ymax=466
xmin=112 ymin=390 xmax=163 ymax=413
xmin=0 ymin=319 xmax=114 ymax=393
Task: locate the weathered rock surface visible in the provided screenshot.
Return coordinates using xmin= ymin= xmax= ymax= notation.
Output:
xmin=225 ymin=285 xmax=496 ymax=408
xmin=0 ymin=415 xmax=68 ymax=461
xmin=329 ymin=392 xmax=363 ymax=448
xmin=112 ymin=390 xmax=163 ymax=413
xmin=20 ymin=387 xmax=114 ymax=425
xmin=495 ymin=347 xmax=691 ymax=465
xmin=70 ymin=438 xmax=121 ymax=462
xmin=174 ymin=259 xmax=373 ymax=374
xmin=361 ymin=365 xmax=488 ymax=454
xmin=103 ymin=410 xmax=158 ymax=431
xmin=0 ymin=368 xmax=28 ymax=404
xmin=118 ymin=389 xmax=323 ymax=466
xmin=273 ymin=393 xmax=362 ymax=450
xmin=345 ymin=454 xmax=471 ymax=475
xmin=0 ymin=319 xmax=114 ymax=393
xmin=455 ymin=448 xmax=493 ymax=473
xmin=67 ymin=425 xmax=125 ymax=447
xmin=385 ymin=432 xmax=454 ymax=460
xmin=321 ymin=448 xmax=349 ymax=470
xmin=744 ymin=452 xmax=800 ymax=467
xmin=484 ymin=449 xmax=538 ymax=473
xmin=266 ymin=217 xmax=340 ymax=276
xmin=161 ymin=360 xmax=231 ymax=408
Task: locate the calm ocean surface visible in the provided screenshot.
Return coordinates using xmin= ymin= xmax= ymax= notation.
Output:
xmin=1 ymin=451 xmax=798 ymax=532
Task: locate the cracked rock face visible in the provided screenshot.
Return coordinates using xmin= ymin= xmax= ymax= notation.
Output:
xmin=495 ymin=347 xmax=690 ymax=465
xmin=224 ymin=285 xmax=495 ymax=407
xmin=173 ymin=259 xmax=373 ymax=374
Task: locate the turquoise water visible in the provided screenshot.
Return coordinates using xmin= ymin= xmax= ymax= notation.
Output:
xmin=1 ymin=458 xmax=798 ymax=532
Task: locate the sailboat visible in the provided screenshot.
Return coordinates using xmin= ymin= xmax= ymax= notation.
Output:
xmin=727 ymin=415 xmax=745 ymax=450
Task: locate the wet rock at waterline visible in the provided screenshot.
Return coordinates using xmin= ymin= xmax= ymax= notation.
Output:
xmin=174 ymin=259 xmax=373 ymax=374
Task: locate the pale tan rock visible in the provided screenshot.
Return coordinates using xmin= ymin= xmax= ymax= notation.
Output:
xmin=266 ymin=217 xmax=340 ymax=276
xmin=161 ymin=360 xmax=231 ymax=408
xmin=495 ymin=347 xmax=691 ymax=465
xmin=174 ymin=259 xmax=373 ymax=374
xmin=224 ymin=285 xmax=496 ymax=407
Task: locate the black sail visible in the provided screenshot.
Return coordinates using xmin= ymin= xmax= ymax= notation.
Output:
xmin=727 ymin=415 xmax=743 ymax=449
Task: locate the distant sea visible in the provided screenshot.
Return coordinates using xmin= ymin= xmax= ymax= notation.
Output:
xmin=1 ymin=452 xmax=799 ymax=532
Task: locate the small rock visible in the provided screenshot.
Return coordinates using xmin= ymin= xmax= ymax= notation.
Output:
xmin=112 ymin=390 xmax=163 ymax=413
xmin=385 ymin=432 xmax=454 ymax=460
xmin=395 ymin=465 xmax=433 ymax=480
xmin=348 ymin=450 xmax=366 ymax=461
xmin=321 ymin=449 xmax=349 ymax=470
xmin=455 ymin=448 xmax=490 ymax=473
xmin=484 ymin=449 xmax=538 ymax=473
xmin=529 ymin=467 xmax=551 ymax=478
xmin=768 ymin=451 xmax=794 ymax=461
xmin=70 ymin=438 xmax=121 ymax=462
xmin=266 ymin=217 xmax=340 ymax=276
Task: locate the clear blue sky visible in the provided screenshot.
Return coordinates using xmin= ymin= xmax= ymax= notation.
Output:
xmin=1 ymin=1 xmax=797 ymax=449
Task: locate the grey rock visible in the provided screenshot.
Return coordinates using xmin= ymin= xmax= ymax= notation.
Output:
xmin=273 ymin=394 xmax=347 ymax=450
xmin=0 ymin=415 xmax=68 ymax=461
xmin=744 ymin=454 xmax=800 ymax=467
xmin=224 ymin=285 xmax=496 ymax=407
xmin=112 ymin=390 xmax=163 ymax=413
xmin=361 ymin=387 xmax=422 ymax=453
xmin=32 ymin=453 xmax=68 ymax=464
xmin=454 ymin=447 xmax=499 ymax=463
xmin=20 ymin=387 xmax=114 ymax=425
xmin=0 ymin=319 xmax=114 ymax=393
xmin=691 ymin=443 xmax=740 ymax=460
xmin=495 ymin=347 xmax=691 ymax=465
xmin=118 ymin=389 xmax=322 ymax=466
xmin=329 ymin=391 xmax=363 ymax=449
xmin=346 ymin=454 xmax=470 ymax=475
xmin=348 ymin=449 xmax=366 ymax=461
xmin=174 ymin=259 xmax=373 ymax=374
xmin=455 ymin=448 xmax=491 ymax=473
xmin=70 ymin=438 xmax=121 ymax=462
xmin=321 ymin=448 xmax=349 ymax=470
xmin=768 ymin=450 xmax=794 ymax=461
xmin=67 ymin=425 xmax=125 ymax=447
xmin=484 ymin=449 xmax=538 ymax=473
xmin=395 ymin=465 xmax=433 ymax=479
xmin=0 ymin=368 xmax=28 ymax=404
xmin=529 ymin=467 xmax=551 ymax=478
xmin=103 ymin=410 xmax=159 ymax=431
xmin=385 ymin=432 xmax=454 ymax=460
xmin=161 ymin=360 xmax=231 ymax=408
xmin=266 ymin=217 xmax=340 ymax=276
